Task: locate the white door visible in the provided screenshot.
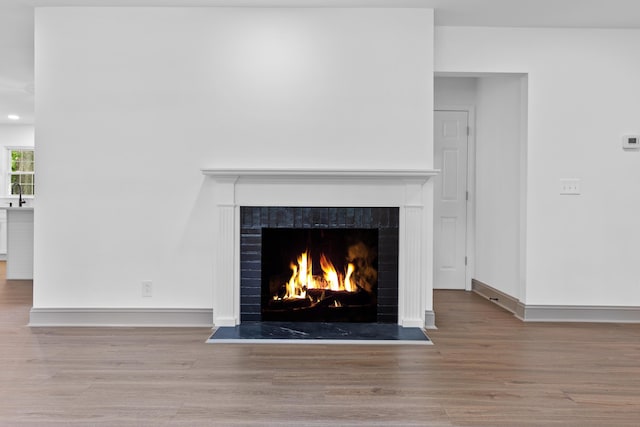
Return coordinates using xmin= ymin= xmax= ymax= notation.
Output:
xmin=434 ymin=110 xmax=469 ymax=290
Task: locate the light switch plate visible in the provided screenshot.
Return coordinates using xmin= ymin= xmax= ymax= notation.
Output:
xmin=560 ymin=179 xmax=581 ymax=195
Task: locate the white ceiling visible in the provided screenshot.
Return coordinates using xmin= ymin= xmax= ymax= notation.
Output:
xmin=3 ymin=0 xmax=640 ymax=125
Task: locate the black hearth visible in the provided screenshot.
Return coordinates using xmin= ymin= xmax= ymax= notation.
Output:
xmin=240 ymin=207 xmax=399 ymax=323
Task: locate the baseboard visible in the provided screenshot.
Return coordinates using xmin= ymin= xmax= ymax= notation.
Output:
xmin=29 ymin=307 xmax=214 ymax=327
xmin=518 ymin=305 xmax=640 ymax=323
xmin=28 ymin=308 xmax=440 ymax=328
xmin=472 ymin=279 xmax=640 ymax=323
xmin=401 ymin=318 xmax=426 ymax=328
xmin=472 ymin=279 xmax=520 ymax=314
xmin=424 ymin=310 xmax=437 ymax=329
xmin=213 ymin=316 xmax=238 ymax=327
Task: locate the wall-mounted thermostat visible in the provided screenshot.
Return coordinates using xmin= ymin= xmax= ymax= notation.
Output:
xmin=622 ymin=135 xmax=640 ymax=150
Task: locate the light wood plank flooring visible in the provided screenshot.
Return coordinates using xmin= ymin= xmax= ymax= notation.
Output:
xmin=2 ymin=263 xmax=640 ymax=426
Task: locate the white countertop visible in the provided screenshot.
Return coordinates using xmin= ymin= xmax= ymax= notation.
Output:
xmin=5 ymin=207 xmax=34 ymax=211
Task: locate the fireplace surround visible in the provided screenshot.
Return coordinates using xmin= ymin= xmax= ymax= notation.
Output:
xmin=202 ymin=168 xmax=438 ymax=328
xmin=241 ymin=207 xmax=398 ymax=323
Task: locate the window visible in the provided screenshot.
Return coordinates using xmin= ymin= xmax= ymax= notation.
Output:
xmin=9 ymin=148 xmax=35 ymax=196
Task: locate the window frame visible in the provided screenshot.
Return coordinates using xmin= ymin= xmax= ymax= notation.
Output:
xmin=6 ymin=147 xmax=35 ymax=198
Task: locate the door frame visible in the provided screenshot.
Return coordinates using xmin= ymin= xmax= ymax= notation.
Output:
xmin=434 ymin=106 xmax=475 ymax=291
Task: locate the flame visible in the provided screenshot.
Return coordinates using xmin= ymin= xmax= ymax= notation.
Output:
xmin=344 ymin=263 xmax=355 ymax=292
xmin=282 ymin=252 xmax=308 ymax=299
xmin=320 ymin=254 xmax=341 ymax=291
xmin=277 ymin=250 xmax=358 ymax=301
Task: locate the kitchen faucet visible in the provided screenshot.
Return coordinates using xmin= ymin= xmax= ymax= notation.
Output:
xmin=12 ymin=183 xmax=26 ymax=207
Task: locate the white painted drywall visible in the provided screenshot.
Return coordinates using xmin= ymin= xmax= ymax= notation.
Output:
xmin=434 ymin=76 xmax=477 ymax=107
xmin=474 ymin=76 xmax=523 ymax=299
xmin=436 ymin=27 xmax=640 ymax=306
xmin=34 ymin=8 xmax=434 ymax=309
xmin=0 ymin=125 xmax=33 ymax=148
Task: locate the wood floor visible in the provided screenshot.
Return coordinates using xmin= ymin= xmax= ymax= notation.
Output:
xmin=2 ymin=264 xmax=640 ymax=426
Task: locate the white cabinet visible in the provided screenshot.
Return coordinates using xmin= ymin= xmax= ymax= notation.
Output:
xmin=0 ymin=209 xmax=6 ymax=255
xmin=6 ymin=208 xmax=34 ymax=280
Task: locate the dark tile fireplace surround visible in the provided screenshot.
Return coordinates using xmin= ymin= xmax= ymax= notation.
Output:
xmin=240 ymin=207 xmax=400 ymax=323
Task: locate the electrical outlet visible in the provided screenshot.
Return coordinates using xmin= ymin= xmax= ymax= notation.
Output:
xmin=142 ymin=280 xmax=153 ymax=297
xmin=560 ymin=179 xmax=581 ymax=195
xmin=622 ymin=135 xmax=640 ymax=150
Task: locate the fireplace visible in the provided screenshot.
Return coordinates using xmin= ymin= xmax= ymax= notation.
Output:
xmin=240 ymin=207 xmax=399 ymax=323
xmin=262 ymin=228 xmax=378 ymax=322
xmin=202 ymin=168 xmax=438 ymax=328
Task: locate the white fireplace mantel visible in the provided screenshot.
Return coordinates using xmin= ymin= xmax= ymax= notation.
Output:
xmin=202 ymin=168 xmax=439 ymax=180
xmin=202 ymin=167 xmax=439 ymax=329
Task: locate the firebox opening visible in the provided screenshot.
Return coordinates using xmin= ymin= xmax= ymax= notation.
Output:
xmin=261 ymin=228 xmax=378 ymax=323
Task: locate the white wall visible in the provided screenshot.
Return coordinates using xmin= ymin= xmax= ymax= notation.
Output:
xmin=34 ymin=8 xmax=434 ymax=309
xmin=436 ymin=27 xmax=640 ymax=306
xmin=434 ymin=76 xmax=477 ymax=107
xmin=474 ymin=76 xmax=523 ymax=299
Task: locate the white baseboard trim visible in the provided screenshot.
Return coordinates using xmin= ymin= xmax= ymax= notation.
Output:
xmin=424 ymin=310 xmax=436 ymax=329
xmin=472 ymin=279 xmax=640 ymax=323
xmin=472 ymin=279 xmax=520 ymax=314
xmin=29 ymin=307 xmax=214 ymax=327
xmin=401 ymin=318 xmax=426 ymax=328
xmin=517 ymin=305 xmax=640 ymax=323
xmin=28 ymin=308 xmax=440 ymax=328
xmin=213 ymin=316 xmax=238 ymax=327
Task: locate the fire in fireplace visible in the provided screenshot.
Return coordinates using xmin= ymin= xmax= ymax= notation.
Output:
xmin=261 ymin=228 xmax=378 ymax=322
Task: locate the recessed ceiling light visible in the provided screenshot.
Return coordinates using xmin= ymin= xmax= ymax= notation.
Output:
xmin=7 ymin=114 xmax=20 ymax=120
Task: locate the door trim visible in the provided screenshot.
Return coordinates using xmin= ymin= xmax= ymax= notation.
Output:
xmin=435 ymin=106 xmax=475 ymax=291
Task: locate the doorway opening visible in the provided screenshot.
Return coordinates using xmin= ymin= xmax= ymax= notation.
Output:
xmin=434 ymin=74 xmax=527 ymax=300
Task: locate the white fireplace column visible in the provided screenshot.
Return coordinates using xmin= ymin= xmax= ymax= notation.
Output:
xmin=203 ymin=168 xmax=439 ymax=328
xmin=211 ymin=176 xmax=240 ymax=327
xmin=400 ymin=180 xmax=429 ymax=328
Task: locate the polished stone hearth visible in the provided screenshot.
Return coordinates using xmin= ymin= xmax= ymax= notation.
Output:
xmin=207 ymin=322 xmax=431 ymax=345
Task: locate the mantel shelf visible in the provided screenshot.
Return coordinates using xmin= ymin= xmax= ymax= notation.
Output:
xmin=201 ymin=168 xmax=439 ymax=180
